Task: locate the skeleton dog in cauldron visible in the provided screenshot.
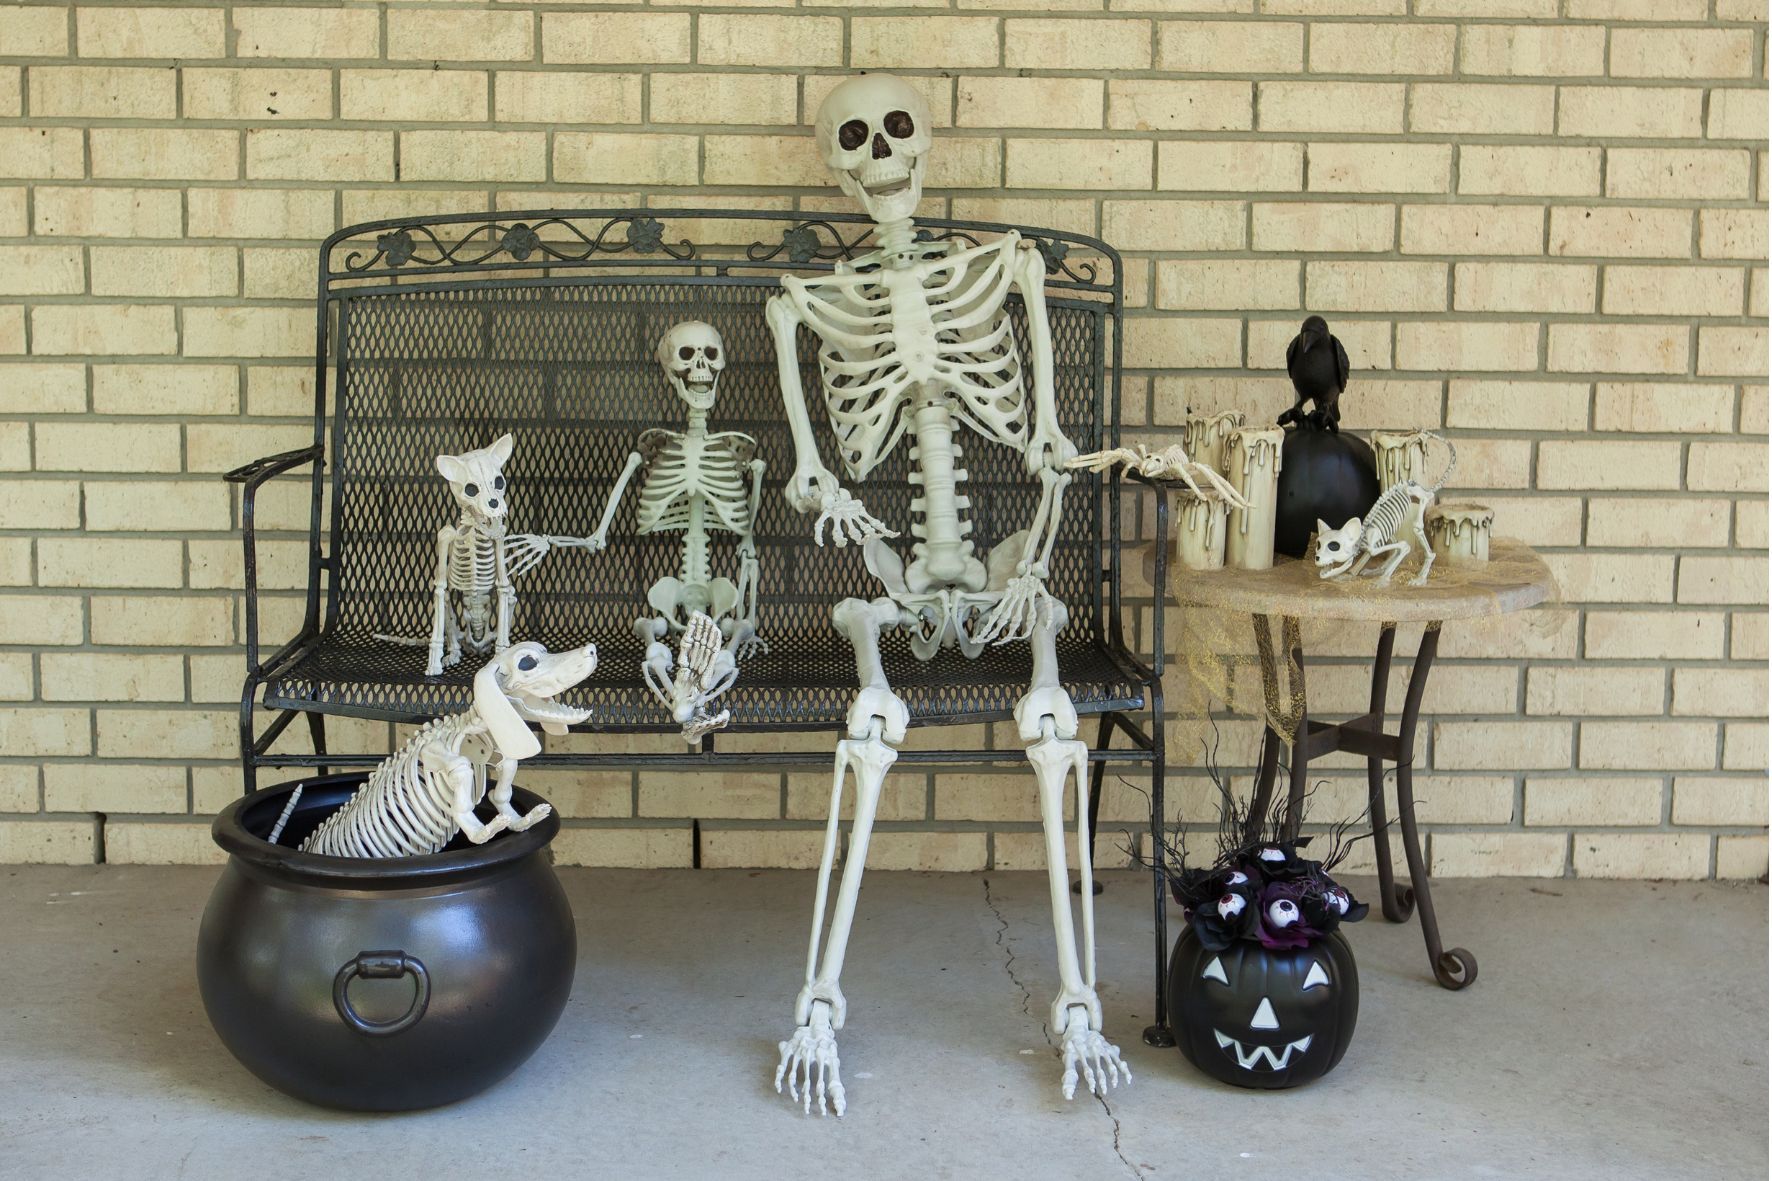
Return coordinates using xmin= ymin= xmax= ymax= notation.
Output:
xmin=763 ymin=74 xmax=1129 ymax=1115
xmin=299 ymin=641 xmax=595 ymax=857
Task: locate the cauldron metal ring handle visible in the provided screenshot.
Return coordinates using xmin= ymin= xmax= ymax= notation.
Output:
xmin=333 ymin=951 xmax=431 ymax=1037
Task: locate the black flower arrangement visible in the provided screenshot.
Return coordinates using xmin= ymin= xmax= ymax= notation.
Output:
xmin=1147 ymin=743 xmax=1370 ymax=954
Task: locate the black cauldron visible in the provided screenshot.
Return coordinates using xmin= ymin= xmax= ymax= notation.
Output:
xmin=1167 ymin=926 xmax=1359 ymax=1090
xmin=198 ymin=775 xmax=576 ymax=1111
xmin=1274 ymin=424 xmax=1380 ymax=558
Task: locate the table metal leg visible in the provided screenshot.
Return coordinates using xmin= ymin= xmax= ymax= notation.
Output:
xmin=1393 ymin=623 xmax=1478 ymax=990
xmin=1366 ymin=625 xmax=1415 ymax=923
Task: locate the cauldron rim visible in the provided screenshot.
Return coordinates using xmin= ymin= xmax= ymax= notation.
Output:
xmin=213 ymin=773 xmax=561 ymax=887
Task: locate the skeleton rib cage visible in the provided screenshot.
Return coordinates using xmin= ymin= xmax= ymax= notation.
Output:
xmin=256 ymin=211 xmax=1141 ymax=732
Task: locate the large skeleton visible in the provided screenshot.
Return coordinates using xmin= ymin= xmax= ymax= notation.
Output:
xmin=300 ymin=642 xmax=594 ymax=857
xmin=591 ymin=322 xmax=766 ymax=741
xmin=765 ymin=75 xmax=1130 ymax=1116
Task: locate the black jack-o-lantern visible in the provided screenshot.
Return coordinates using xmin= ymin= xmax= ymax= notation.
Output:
xmin=1167 ymin=925 xmax=1359 ymax=1090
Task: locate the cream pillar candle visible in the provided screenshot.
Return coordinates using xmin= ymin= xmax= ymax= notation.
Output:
xmin=1224 ymin=425 xmax=1283 ymax=571
xmin=1427 ymin=503 xmax=1493 ymax=563
xmin=1175 ymin=490 xmax=1230 ymax=571
xmin=1372 ymin=428 xmax=1431 ymax=492
xmin=1182 ymin=410 xmax=1245 ymax=476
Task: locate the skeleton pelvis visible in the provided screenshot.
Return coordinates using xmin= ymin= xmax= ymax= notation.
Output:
xmin=647 ymin=576 xmax=739 ymax=631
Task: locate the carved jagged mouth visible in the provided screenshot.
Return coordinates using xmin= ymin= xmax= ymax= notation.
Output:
xmin=1213 ymin=1030 xmax=1312 ymax=1071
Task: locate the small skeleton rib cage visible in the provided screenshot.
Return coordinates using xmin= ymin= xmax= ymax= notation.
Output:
xmin=375 ymin=434 xmax=595 ymax=677
xmin=295 ymin=642 xmax=596 ymax=857
xmin=765 ymin=73 xmax=1129 ymax=1117
xmin=590 ymin=321 xmax=767 ymax=743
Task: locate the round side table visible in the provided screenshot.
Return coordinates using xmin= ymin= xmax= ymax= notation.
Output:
xmin=1142 ymin=536 xmax=1557 ymax=1004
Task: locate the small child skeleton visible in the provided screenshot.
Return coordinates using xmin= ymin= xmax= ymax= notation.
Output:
xmin=1314 ymin=433 xmax=1457 ymax=587
xmin=301 ymin=641 xmax=595 ymax=857
xmin=589 ymin=321 xmax=766 ymax=741
xmin=375 ymin=434 xmax=588 ymax=677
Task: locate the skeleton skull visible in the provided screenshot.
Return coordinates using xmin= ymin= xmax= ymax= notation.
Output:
xmin=656 ymin=321 xmax=725 ymax=412
xmin=435 ymin=433 xmax=513 ymax=521
xmin=815 ymin=74 xmax=933 ymax=224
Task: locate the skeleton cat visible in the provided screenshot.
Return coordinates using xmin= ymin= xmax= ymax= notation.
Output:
xmin=374 ymin=435 xmax=580 ymax=676
xmin=1314 ymin=435 xmax=1457 ymax=587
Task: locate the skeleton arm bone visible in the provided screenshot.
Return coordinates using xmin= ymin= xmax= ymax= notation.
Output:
xmin=1013 ymin=240 xmax=1078 ymax=474
xmin=586 ymin=450 xmax=644 ymax=551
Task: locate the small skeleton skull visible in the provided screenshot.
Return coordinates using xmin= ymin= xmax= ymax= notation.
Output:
xmin=656 ymin=321 xmax=726 ymax=412
xmin=435 ymin=433 xmax=513 ymax=521
xmin=814 ymin=74 xmax=933 ymax=224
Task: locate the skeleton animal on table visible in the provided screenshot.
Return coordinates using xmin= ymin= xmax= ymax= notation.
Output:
xmin=1068 ymin=442 xmax=1251 ymax=508
xmin=374 ymin=434 xmax=594 ymax=676
xmin=764 ymin=73 xmax=1130 ymax=1116
xmin=1314 ymin=433 xmax=1457 ymax=587
xmin=590 ymin=321 xmax=767 ymax=742
xmin=297 ymin=642 xmax=595 ymax=857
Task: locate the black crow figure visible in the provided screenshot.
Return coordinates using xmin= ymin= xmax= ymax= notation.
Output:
xmin=1278 ymin=315 xmax=1349 ymax=433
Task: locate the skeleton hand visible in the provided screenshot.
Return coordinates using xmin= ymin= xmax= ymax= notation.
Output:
xmin=813 ymin=487 xmax=897 ymax=549
xmin=1059 ymin=1008 xmax=1131 ymax=1101
xmin=504 ymin=533 xmax=551 ymax=579
xmin=775 ymin=1001 xmax=846 ymax=1117
xmin=975 ymin=566 xmax=1054 ymax=646
xmin=787 ymin=461 xmax=838 ymax=515
xmin=1027 ymin=422 xmax=1079 ymax=474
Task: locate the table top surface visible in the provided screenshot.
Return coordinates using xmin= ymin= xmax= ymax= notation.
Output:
xmin=1142 ymin=536 xmax=1557 ymax=623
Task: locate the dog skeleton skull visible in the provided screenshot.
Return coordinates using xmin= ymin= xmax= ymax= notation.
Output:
xmin=765 ymin=73 xmax=1127 ymax=1116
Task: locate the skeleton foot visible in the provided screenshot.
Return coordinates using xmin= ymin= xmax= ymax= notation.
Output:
xmin=459 ymin=813 xmax=509 ymax=845
xmin=498 ymin=801 xmax=552 ymax=832
xmin=775 ymin=1001 xmax=846 ymax=1117
xmin=1059 ymin=1005 xmax=1131 ymax=1101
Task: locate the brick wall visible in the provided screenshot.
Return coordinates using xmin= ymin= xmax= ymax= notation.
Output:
xmin=0 ymin=2 xmax=1764 ymax=878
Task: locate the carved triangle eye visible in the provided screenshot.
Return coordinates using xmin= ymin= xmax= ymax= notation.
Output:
xmin=1201 ymin=956 xmax=1229 ymax=985
xmin=1302 ymin=961 xmax=1330 ymax=991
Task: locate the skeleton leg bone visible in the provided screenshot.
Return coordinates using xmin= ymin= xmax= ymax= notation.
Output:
xmin=1015 ymin=600 xmax=1131 ymax=1101
xmin=775 ymin=597 xmax=907 ymax=1117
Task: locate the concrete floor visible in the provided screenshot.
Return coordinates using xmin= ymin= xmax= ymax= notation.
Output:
xmin=0 ymin=867 xmax=1764 ymax=1181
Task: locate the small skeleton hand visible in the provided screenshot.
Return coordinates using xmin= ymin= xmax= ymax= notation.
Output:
xmin=976 ymin=565 xmax=1054 ymax=646
xmin=775 ymin=1001 xmax=845 ymax=1117
xmin=1059 ymin=1007 xmax=1131 ymax=1101
xmin=813 ymin=486 xmax=897 ymax=549
xmin=504 ymin=533 xmax=552 ymax=579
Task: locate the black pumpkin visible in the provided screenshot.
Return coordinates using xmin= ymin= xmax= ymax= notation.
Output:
xmin=1167 ymin=926 xmax=1359 ymax=1090
xmin=1273 ymin=424 xmax=1380 ymax=558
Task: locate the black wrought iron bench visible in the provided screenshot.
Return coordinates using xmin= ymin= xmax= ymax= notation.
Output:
xmin=225 ymin=209 xmax=1178 ymax=1042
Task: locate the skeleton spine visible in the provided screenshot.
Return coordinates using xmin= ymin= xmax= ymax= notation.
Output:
xmin=908 ymin=397 xmax=971 ymax=570
xmin=300 ymin=715 xmax=477 ymax=858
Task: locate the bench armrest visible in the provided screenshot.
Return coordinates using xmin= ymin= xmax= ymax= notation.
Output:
xmin=223 ymin=443 xmax=324 ymax=676
xmin=224 ymin=444 xmax=323 ymax=488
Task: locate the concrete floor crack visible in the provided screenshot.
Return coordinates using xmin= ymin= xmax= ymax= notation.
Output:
xmin=1094 ymin=1090 xmax=1141 ymax=1178
xmin=981 ymin=875 xmax=1045 ymax=1041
